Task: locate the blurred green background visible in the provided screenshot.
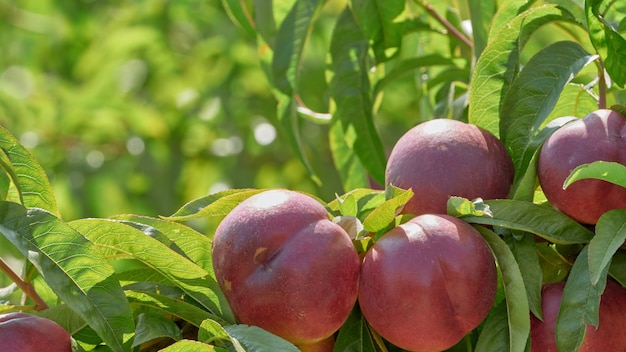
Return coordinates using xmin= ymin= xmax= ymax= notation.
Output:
xmin=0 ymin=0 xmax=351 ymax=223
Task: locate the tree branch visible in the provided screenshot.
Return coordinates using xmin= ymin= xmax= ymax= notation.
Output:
xmin=0 ymin=258 xmax=48 ymax=310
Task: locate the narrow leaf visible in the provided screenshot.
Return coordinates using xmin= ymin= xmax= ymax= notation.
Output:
xmin=461 ymin=200 xmax=595 ymax=244
xmin=563 ymin=161 xmax=626 ymax=189
xmin=362 ymin=188 xmax=413 ymax=233
xmin=126 ymin=290 xmax=218 ymax=327
xmin=556 ymin=246 xmax=607 ymax=352
xmin=272 ymin=0 xmax=323 ymax=95
xmin=159 ymin=340 xmax=228 ymax=352
xmin=223 ymin=325 xmax=300 ymax=352
xmin=330 ymin=7 xmax=387 ymax=185
xmin=500 ymin=41 xmax=597 ymax=190
xmin=588 ymin=209 xmax=626 ymax=285
xmin=468 ymin=0 xmax=497 ymax=58
xmin=474 ymin=225 xmax=530 ymax=352
xmin=505 ymin=233 xmax=544 ymax=320
xmin=469 ymin=5 xmax=575 ymax=136
xmin=352 ymin=0 xmax=405 ymax=62
xmin=0 ymin=202 xmax=133 ymax=352
xmin=333 ymin=308 xmax=377 ymax=352
xmin=474 ymin=302 xmax=511 ymax=351
xmin=70 ymin=218 xmax=235 ymax=324
xmin=220 ymin=0 xmax=255 ymax=37
xmin=329 ymin=121 xmax=369 ymax=191
xmin=0 ymin=127 xmax=58 ymax=215
xmin=586 ymin=0 xmax=626 ymax=87
xmin=132 ymin=312 xmax=182 ymax=348
xmin=164 ymin=189 xmax=265 ymax=220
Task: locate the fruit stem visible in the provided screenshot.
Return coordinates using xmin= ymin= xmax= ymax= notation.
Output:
xmin=0 ymin=258 xmax=48 ymax=310
xmin=415 ymin=0 xmax=473 ymax=49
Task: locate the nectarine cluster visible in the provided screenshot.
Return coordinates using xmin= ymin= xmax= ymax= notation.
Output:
xmin=212 ymin=112 xmax=626 ymax=351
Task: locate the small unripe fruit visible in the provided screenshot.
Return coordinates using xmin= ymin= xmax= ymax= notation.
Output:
xmin=358 ymin=214 xmax=497 ymax=351
xmin=538 ymin=109 xmax=626 ymax=224
xmin=212 ymin=189 xmax=360 ymax=348
xmin=0 ymin=312 xmax=72 ymax=352
xmin=385 ymin=119 xmax=514 ymax=216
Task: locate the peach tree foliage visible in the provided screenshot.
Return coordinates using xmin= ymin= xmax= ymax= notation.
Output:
xmin=0 ymin=0 xmax=625 ymax=351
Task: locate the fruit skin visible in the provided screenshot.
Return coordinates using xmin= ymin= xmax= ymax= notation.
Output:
xmin=385 ymin=118 xmax=514 ymax=216
xmin=538 ymin=109 xmax=626 ymax=224
xmin=0 ymin=312 xmax=72 ymax=352
xmin=531 ymin=279 xmax=626 ymax=351
xmin=212 ymin=189 xmax=360 ymax=347
xmin=358 ymin=214 xmax=497 ymax=352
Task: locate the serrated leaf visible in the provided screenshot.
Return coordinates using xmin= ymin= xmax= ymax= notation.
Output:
xmin=330 ymin=7 xmax=387 ymax=186
xmin=164 ymin=189 xmax=265 ymax=221
xmin=556 ymin=246 xmax=607 ymax=352
xmin=469 ymin=5 xmax=576 ymax=137
xmin=223 ymin=325 xmax=300 ymax=352
xmin=0 ymin=127 xmax=58 ymax=215
xmin=563 ymin=161 xmax=626 ymax=189
xmin=461 ymin=199 xmax=595 ymax=244
xmin=588 ymin=209 xmax=626 ymax=285
xmin=474 ymin=225 xmax=530 ymax=352
xmin=0 ymin=202 xmax=133 ymax=352
xmin=69 ymin=218 xmax=235 ymax=324
xmin=500 ymin=41 xmax=597 ymax=192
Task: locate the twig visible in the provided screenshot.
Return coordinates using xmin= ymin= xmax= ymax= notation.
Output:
xmin=416 ymin=0 xmax=473 ymax=49
xmin=0 ymin=258 xmax=48 ymax=310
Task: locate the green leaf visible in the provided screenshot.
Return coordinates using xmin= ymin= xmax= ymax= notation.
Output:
xmin=0 ymin=202 xmax=133 ymax=352
xmin=352 ymin=0 xmax=404 ymax=62
xmin=468 ymin=0 xmax=497 ymax=58
xmin=447 ymin=196 xmax=493 ymax=218
xmin=474 ymin=302 xmax=511 ymax=351
xmin=329 ymin=121 xmax=370 ymax=191
xmin=609 ymin=251 xmax=626 ymax=287
xmin=327 ymin=188 xmax=386 ymax=217
xmin=220 ymin=0 xmax=255 ymax=37
xmin=500 ymin=41 xmax=597 ymax=191
xmin=272 ymin=0 xmax=323 ymax=95
xmin=586 ymin=0 xmax=626 ymax=87
xmin=373 ymin=54 xmax=466 ymax=97
xmin=537 ymin=242 xmax=571 ymax=283
xmin=110 ymin=215 xmax=215 ymax=273
xmin=461 ymin=199 xmax=595 ymax=244
xmin=546 ymin=83 xmax=599 ymax=121
xmin=126 ymin=290 xmax=218 ymax=328
xmin=333 ymin=307 xmax=377 ymax=352
xmin=563 ymin=161 xmax=626 ymax=189
xmin=362 ymin=187 xmax=413 ymax=233
xmin=505 ymin=233 xmax=543 ymax=320
xmin=330 ymin=7 xmax=387 ymax=186
xmin=223 ymin=325 xmax=300 ymax=352
xmin=132 ymin=312 xmax=182 ymax=348
xmin=70 ymin=218 xmax=235 ymax=324
xmin=487 ymin=0 xmax=534 ymax=40
xmin=159 ymin=340 xmax=228 ymax=352
xmin=469 ymin=5 xmax=575 ymax=137
xmin=0 ymin=126 xmax=58 ymax=215
xmin=588 ymin=209 xmax=626 ymax=285
xmin=474 ymin=225 xmax=530 ymax=352
xmin=276 ymin=94 xmax=322 ymax=186
xmin=556 ymin=246 xmax=607 ymax=352
xmin=164 ymin=189 xmax=265 ymax=221
xmin=198 ymin=318 xmax=230 ymax=345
